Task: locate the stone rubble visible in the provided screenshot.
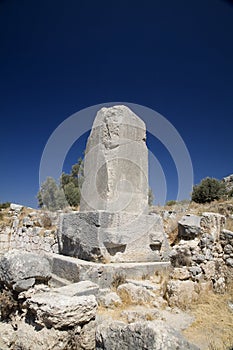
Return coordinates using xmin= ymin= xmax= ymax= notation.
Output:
xmin=0 ymin=200 xmax=233 ymax=349
xmin=170 ymin=212 xmax=233 ymax=293
xmin=0 ymin=250 xmax=51 ymax=291
xmin=96 ymin=319 xmax=199 ymax=350
xmin=0 ymin=205 xmax=59 ymax=256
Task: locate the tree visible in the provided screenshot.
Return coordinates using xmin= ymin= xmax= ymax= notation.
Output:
xmin=63 ymin=182 xmax=80 ymax=207
xmin=191 ymin=177 xmax=226 ymax=204
xmin=37 ymin=177 xmax=67 ymax=211
xmin=166 ymin=200 xmax=177 ymax=206
xmin=148 ymin=187 xmax=154 ymax=206
xmin=60 ymin=158 xmax=84 ymax=207
xmin=37 ymin=158 xmax=84 ymax=210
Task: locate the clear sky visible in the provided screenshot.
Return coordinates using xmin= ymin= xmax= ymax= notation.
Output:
xmin=0 ymin=0 xmax=233 ymax=208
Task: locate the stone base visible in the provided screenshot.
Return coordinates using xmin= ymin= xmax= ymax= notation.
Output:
xmin=45 ymin=253 xmax=171 ymax=289
xmin=58 ymin=211 xmax=170 ymax=263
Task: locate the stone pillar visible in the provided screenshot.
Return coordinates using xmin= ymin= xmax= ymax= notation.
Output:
xmin=80 ymin=105 xmax=148 ymax=214
xmin=59 ymin=105 xmax=170 ymax=263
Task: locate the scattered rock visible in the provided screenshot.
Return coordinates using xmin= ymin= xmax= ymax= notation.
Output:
xmin=226 ymin=258 xmax=233 ymax=267
xmin=96 ymin=320 xmax=199 ymax=350
xmin=121 ymin=307 xmax=160 ymax=323
xmin=0 ymin=316 xmax=96 ymax=350
xmin=171 ymin=267 xmax=190 ymax=280
xmin=126 ymin=279 xmax=161 ymax=294
xmin=178 ymin=215 xmax=201 ymax=240
xmin=166 ymin=280 xmax=199 ymax=308
xmin=0 ymin=250 xmax=51 ymax=291
xmin=200 ymin=261 xmax=216 ymax=279
xmin=25 ymin=292 xmax=97 ymax=329
xmin=53 ymin=280 xmax=99 ymax=297
xmin=10 ymin=203 xmax=23 ymax=212
xmin=170 ymin=244 xmax=192 ymax=267
xmin=159 ymin=308 xmax=195 ymax=332
xmin=98 ymin=292 xmax=122 ymax=308
xmin=77 ymin=319 xmax=96 ymax=350
xmin=117 ymin=283 xmax=155 ymax=305
xmin=201 ymin=212 xmax=225 ymax=241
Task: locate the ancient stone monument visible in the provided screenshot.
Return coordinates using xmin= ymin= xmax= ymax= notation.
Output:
xmin=59 ymin=105 xmax=170 ymax=263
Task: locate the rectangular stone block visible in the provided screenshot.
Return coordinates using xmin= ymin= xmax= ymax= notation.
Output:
xmin=58 ymin=211 xmax=170 ymax=263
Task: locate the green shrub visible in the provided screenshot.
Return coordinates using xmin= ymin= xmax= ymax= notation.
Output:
xmin=148 ymin=187 xmax=154 ymax=206
xmin=0 ymin=202 xmax=10 ymax=209
xmin=192 ymin=177 xmax=226 ymax=204
xmin=166 ymin=200 xmax=177 ymax=206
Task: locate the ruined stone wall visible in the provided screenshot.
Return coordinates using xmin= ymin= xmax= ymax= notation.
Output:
xmin=169 ymin=212 xmax=233 ymax=293
xmin=0 ymin=204 xmax=59 ymax=255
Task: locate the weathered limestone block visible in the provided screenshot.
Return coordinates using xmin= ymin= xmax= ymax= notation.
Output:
xmin=46 ymin=252 xmax=171 ymax=289
xmin=98 ymin=292 xmax=122 ymax=308
xmin=125 ymin=279 xmax=161 ymax=294
xmin=77 ymin=319 xmax=96 ymax=350
xmin=220 ymin=229 xmax=233 ymax=246
xmin=117 ymin=282 xmax=155 ymax=305
xmin=0 ymin=304 xmax=96 ymax=350
xmin=200 ymin=261 xmax=216 ymax=279
xmin=26 ymin=292 xmax=97 ymax=329
xmin=80 ymin=105 xmax=148 ymax=213
xmin=171 ymin=267 xmax=191 ymax=280
xmin=170 ymin=243 xmax=194 ymax=267
xmin=10 ymin=203 xmax=23 ymax=213
xmin=178 ymin=215 xmax=201 ymax=240
xmin=59 ymin=211 xmax=170 ymax=262
xmin=166 ymin=280 xmax=200 ymax=308
xmin=120 ymin=309 xmax=160 ymax=323
xmin=52 ymin=280 xmax=99 ymax=297
xmin=96 ymin=320 xmax=199 ymax=350
xmin=0 ymin=250 xmax=51 ymax=291
xmin=200 ymin=212 xmax=226 ymax=241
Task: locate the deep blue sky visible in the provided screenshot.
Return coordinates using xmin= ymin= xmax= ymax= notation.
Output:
xmin=0 ymin=0 xmax=233 ymax=208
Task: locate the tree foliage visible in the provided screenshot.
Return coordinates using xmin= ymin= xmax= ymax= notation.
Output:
xmin=166 ymin=200 xmax=177 ymax=206
xmin=191 ymin=177 xmax=226 ymax=204
xmin=60 ymin=158 xmax=84 ymax=207
xmin=37 ymin=158 xmax=84 ymax=210
xmin=148 ymin=187 xmax=154 ymax=206
xmin=0 ymin=202 xmax=10 ymax=209
xmin=37 ymin=177 xmax=66 ymax=211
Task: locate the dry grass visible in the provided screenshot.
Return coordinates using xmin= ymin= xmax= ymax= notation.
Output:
xmin=188 ymin=198 xmax=233 ymax=217
xmin=40 ymin=214 xmax=52 ymax=228
xmin=0 ymin=289 xmax=18 ymax=321
xmin=97 ymin=304 xmax=155 ymax=323
xmin=183 ymin=283 xmax=233 ymax=350
xmin=18 ymin=206 xmax=32 ymax=220
xmin=225 ymin=217 xmax=233 ymax=232
xmin=167 ymin=226 xmax=179 ymax=245
xmin=111 ymin=273 xmax=126 ymax=290
xmin=0 ymin=209 xmax=13 ymax=229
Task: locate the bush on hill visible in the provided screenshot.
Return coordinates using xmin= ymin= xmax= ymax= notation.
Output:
xmin=192 ymin=177 xmax=226 ymax=204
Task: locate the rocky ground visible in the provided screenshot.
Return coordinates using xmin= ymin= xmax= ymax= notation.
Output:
xmin=0 ymin=201 xmax=233 ymax=349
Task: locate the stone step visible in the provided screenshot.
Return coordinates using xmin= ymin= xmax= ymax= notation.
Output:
xmin=49 ymin=273 xmax=72 ymax=287
xmin=45 ymin=253 xmax=171 ymax=289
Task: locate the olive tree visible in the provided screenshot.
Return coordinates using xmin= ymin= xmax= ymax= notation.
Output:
xmin=191 ymin=177 xmax=226 ymax=204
